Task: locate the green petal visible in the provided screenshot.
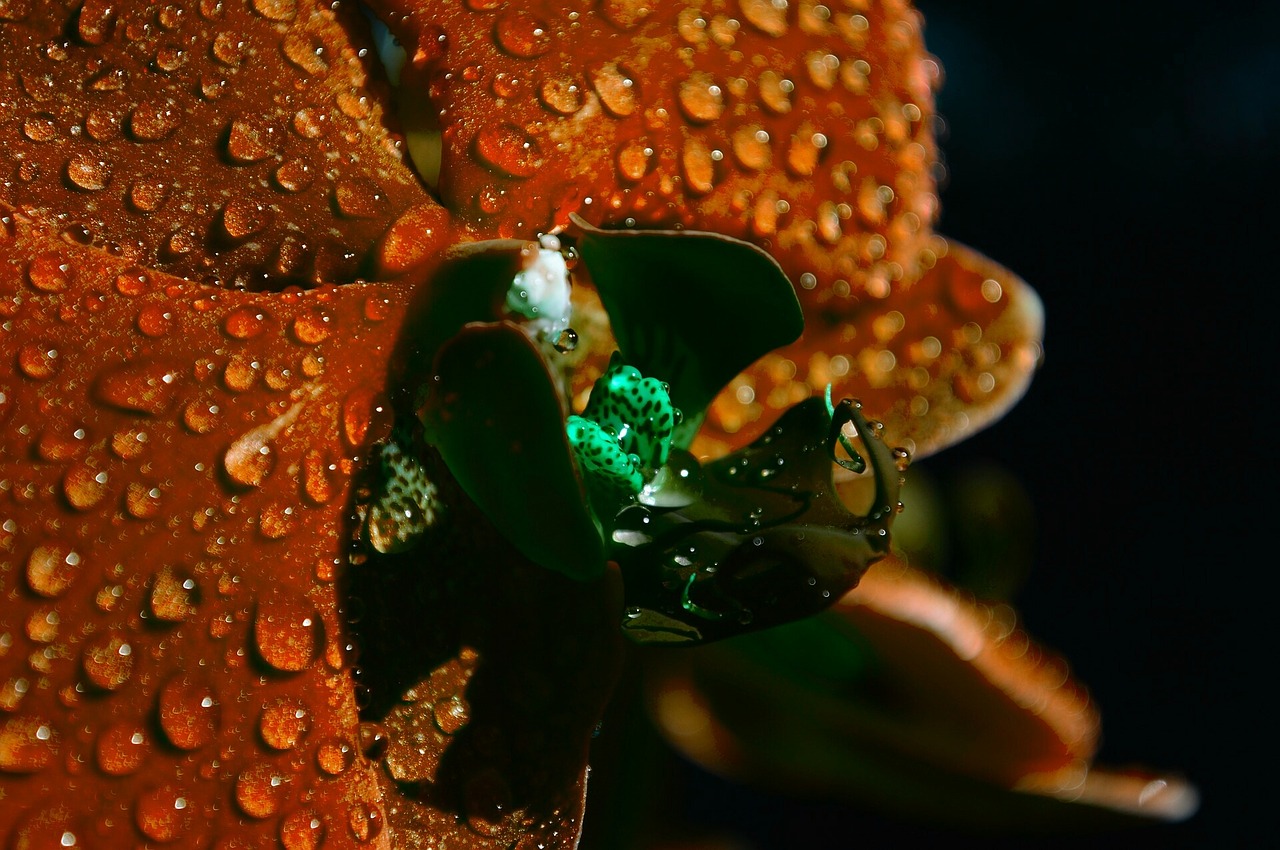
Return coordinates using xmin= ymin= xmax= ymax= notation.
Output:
xmin=612 ymin=397 xmax=901 ymax=644
xmin=420 ymin=323 xmax=605 ymax=580
xmin=574 ymin=216 xmax=803 ymax=448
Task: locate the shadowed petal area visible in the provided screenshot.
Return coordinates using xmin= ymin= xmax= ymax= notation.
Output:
xmin=0 ymin=0 xmax=436 ymax=289
xmin=697 ymin=238 xmax=1044 ymax=459
xmin=644 ymin=557 xmax=1196 ymax=829
xmin=344 ymin=450 xmax=625 ymax=848
xmin=0 ymin=215 xmax=409 ymax=845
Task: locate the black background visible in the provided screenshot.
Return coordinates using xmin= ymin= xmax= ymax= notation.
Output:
xmin=614 ymin=2 xmax=1272 ymax=847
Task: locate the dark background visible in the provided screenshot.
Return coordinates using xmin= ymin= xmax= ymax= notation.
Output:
xmin=598 ymin=2 xmax=1271 ymax=847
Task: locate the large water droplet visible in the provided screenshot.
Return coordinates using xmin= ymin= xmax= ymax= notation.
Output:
xmin=225 ymin=119 xmax=275 ymax=163
xmin=681 ymin=137 xmax=717 ymax=195
xmin=220 ymin=197 xmax=272 ymax=241
xmin=590 ymin=62 xmax=639 ymax=117
xmin=95 ymin=722 xmax=149 ymax=775
xmin=135 ymin=785 xmax=192 ymax=843
xmin=235 ymin=761 xmax=290 ymax=819
xmin=62 ymin=463 xmax=109 ymax=511
xmin=26 ymin=542 xmax=82 ymax=598
xmin=732 ymin=125 xmax=772 ymax=171
xmin=259 ymin=697 xmax=310 ymax=751
xmin=158 ymin=675 xmax=219 ymax=750
xmin=223 ymin=427 xmax=277 ymax=488
xmin=135 ymin=304 xmax=174 ymax=338
xmin=678 ymin=72 xmax=725 ymax=123
xmin=280 ymin=809 xmax=326 ymax=850
xmin=81 ymin=633 xmax=134 ymax=691
xmin=273 ymin=159 xmax=315 ymax=193
xmin=473 ymin=124 xmax=541 ymax=178
xmin=346 ymin=801 xmax=383 ymax=843
xmin=27 ymin=252 xmax=72 ymax=292
xmin=251 ymin=0 xmax=296 ymax=23
xmin=316 ymin=739 xmax=353 ymax=776
xmin=494 ymin=11 xmax=552 ymax=58
xmin=254 ymin=589 xmax=320 ymax=673
xmin=93 ymin=361 xmax=180 ymax=415
xmin=739 ymin=0 xmax=788 ymax=37
xmin=538 ymin=76 xmax=583 ymax=116
xmin=17 ymin=341 xmax=59 ymax=380
xmin=129 ymin=100 xmax=181 ymax=141
xmin=149 ymin=566 xmax=200 ymax=622
xmin=334 ymin=178 xmax=388 ymax=218
xmin=292 ymin=308 xmax=332 ymax=345
xmin=222 ymin=306 xmax=268 ymax=340
xmin=0 ymin=716 xmax=58 ymax=773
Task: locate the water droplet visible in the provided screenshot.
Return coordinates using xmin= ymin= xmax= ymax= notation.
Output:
xmin=62 ymin=463 xmax=109 ymax=511
xmin=553 ymin=328 xmax=578 ymax=353
xmin=135 ymin=304 xmax=174 ymax=338
xmin=615 ymin=140 xmax=652 ymax=183
xmin=149 ymin=566 xmax=200 ymax=622
xmin=740 ymin=0 xmax=788 ymax=36
xmin=158 ymin=675 xmax=219 ymax=750
xmin=259 ymin=698 xmax=310 ymax=751
xmin=292 ymin=309 xmax=332 ymax=345
xmin=17 ymin=341 xmax=59 ymax=380
xmin=221 ymin=197 xmax=272 ymax=241
xmin=251 ymin=0 xmax=296 ymax=22
xmin=235 ymin=761 xmax=290 ymax=819
xmin=494 ymin=11 xmax=552 ymax=58
xmin=346 ymin=801 xmax=382 ymax=843
xmin=182 ymin=400 xmax=220 ymax=434
xmin=135 ymin=785 xmax=192 ymax=842
xmin=81 ymin=633 xmax=134 ymax=691
xmin=26 ymin=542 xmax=82 ymax=598
xmin=223 ymin=427 xmax=276 ymax=487
xmin=222 ymin=307 xmax=268 ymax=340
xmin=333 ymin=177 xmax=388 ymax=219
xmin=363 ymin=296 xmax=392 ymax=323
xmin=280 ymin=810 xmax=326 ymax=850
xmin=433 ymin=695 xmax=469 ymax=734
xmin=472 ymin=124 xmax=541 ymax=178
xmin=273 ymin=159 xmax=315 ymax=193
xmin=316 ymin=739 xmax=353 ymax=775
xmin=21 ymin=112 xmax=57 ymax=142
xmin=758 ymin=69 xmax=794 ymax=114
xmin=128 ymin=178 xmax=170 ymax=213
xmin=93 ymin=361 xmax=180 ymax=414
xmin=225 ymin=119 xmax=275 ymax=163
xmin=590 ymin=62 xmax=638 ymax=117
xmin=538 ymin=76 xmax=583 ymax=115
xmin=301 ymin=449 xmax=334 ymax=505
xmin=27 ymin=252 xmax=73 ymax=292
xmin=0 ymin=716 xmax=59 ymax=773
xmin=254 ymin=589 xmax=320 ymax=673
xmin=129 ymin=100 xmax=181 ymax=141
xmin=680 ymin=138 xmax=717 ymax=195
xmin=678 ymin=72 xmax=725 ymax=123
xmin=283 ymin=30 xmax=327 ymax=75
xmin=153 ymin=43 xmax=188 ymax=73
xmin=96 ymin=722 xmax=149 ymax=775
xmin=732 ymin=125 xmax=772 ymax=171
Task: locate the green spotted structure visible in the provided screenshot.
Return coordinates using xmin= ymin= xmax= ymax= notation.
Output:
xmin=566 ymin=414 xmax=645 ymax=498
xmin=567 ymin=356 xmax=681 ymax=508
xmin=582 ymin=355 xmax=679 ymax=472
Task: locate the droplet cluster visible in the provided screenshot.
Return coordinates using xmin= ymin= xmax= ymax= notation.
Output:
xmin=0 ymin=0 xmax=439 ymax=289
xmin=0 ymin=221 xmax=404 ymax=844
xmin=411 ymin=0 xmax=941 ymax=311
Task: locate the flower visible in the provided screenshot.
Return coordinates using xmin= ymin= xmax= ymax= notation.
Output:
xmin=0 ymin=1 xmax=1191 ymax=847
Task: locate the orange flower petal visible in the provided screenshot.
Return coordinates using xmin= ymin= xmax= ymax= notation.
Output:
xmin=644 ymin=557 xmax=1195 ymax=828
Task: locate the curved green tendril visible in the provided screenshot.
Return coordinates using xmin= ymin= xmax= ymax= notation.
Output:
xmin=825 ymin=384 xmax=866 ymax=474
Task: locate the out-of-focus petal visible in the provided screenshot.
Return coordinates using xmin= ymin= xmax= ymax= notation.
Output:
xmin=644 ymin=557 xmax=1195 ymax=828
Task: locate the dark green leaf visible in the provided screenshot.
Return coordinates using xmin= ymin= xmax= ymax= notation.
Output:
xmin=420 ymin=322 xmax=605 ymax=580
xmin=573 ymin=216 xmax=803 ymax=447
